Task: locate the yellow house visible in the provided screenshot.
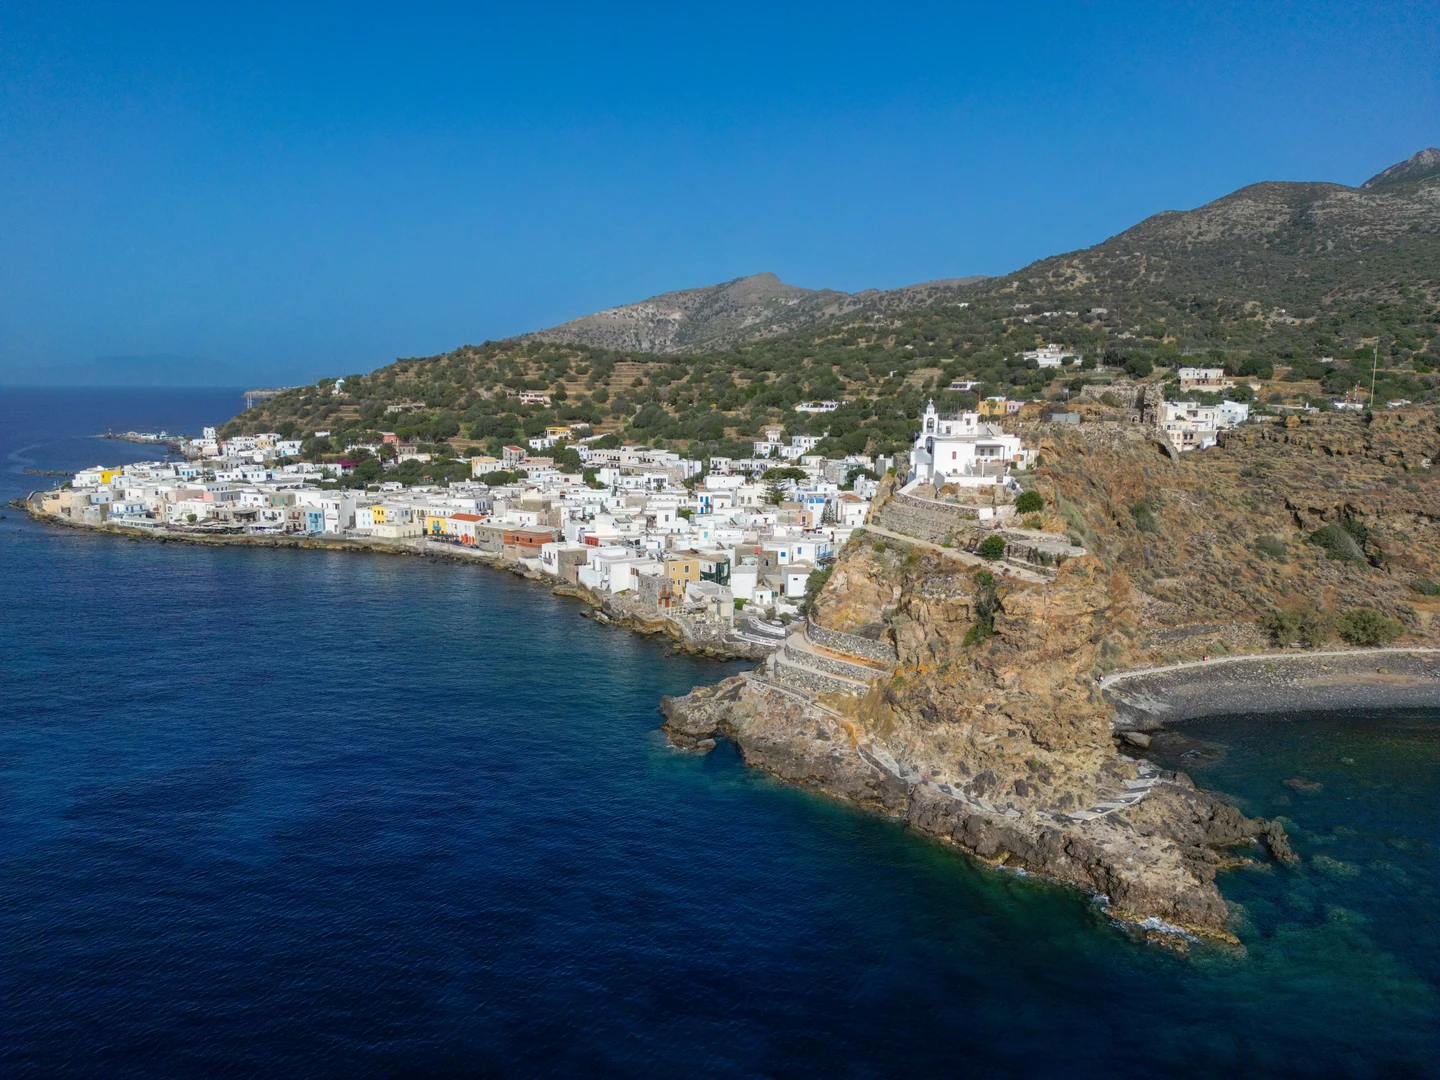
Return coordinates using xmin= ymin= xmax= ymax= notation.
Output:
xmin=978 ymin=397 xmax=1009 ymax=418
xmin=545 ymin=425 xmax=572 ymax=441
xmin=368 ymin=504 xmax=389 ymax=524
xmin=425 ymin=511 xmax=452 ymax=537
xmin=99 ymin=469 xmax=124 ymax=484
xmin=664 ymin=553 xmax=699 ymax=591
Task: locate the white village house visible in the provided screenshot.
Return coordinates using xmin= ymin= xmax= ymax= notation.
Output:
xmin=908 ymin=401 xmax=1026 ymax=487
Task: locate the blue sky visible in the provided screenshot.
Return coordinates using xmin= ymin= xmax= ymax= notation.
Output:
xmin=1 ymin=1 xmax=1435 ymax=385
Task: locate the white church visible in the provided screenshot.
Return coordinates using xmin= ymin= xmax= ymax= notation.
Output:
xmin=907 ymin=401 xmax=1027 ymax=488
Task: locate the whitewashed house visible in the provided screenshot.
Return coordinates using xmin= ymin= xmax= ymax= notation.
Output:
xmin=908 ymin=401 xmax=1025 ymax=487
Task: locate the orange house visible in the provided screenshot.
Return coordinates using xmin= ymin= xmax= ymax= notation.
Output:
xmin=502 ymin=527 xmax=557 ymax=561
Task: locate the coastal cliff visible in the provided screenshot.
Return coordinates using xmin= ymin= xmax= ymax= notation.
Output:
xmin=663 ymin=410 xmax=1440 ymax=939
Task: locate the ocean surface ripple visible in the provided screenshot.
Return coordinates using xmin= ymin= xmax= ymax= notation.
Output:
xmin=1 ymin=389 xmax=1437 ymax=1077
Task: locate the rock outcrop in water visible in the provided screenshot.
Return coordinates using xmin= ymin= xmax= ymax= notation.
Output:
xmin=663 ymin=411 xmax=1440 ymax=937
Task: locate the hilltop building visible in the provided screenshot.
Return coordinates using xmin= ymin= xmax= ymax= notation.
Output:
xmin=907 ymin=401 xmax=1026 ymax=487
xmin=1177 ymin=367 xmax=1234 ymax=391
xmin=1023 ymin=344 xmax=1078 ymax=368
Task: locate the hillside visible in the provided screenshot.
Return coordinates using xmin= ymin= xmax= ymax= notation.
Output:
xmin=229 ymin=152 xmax=1440 ymax=462
xmin=1362 ymin=147 xmax=1440 ymax=189
xmin=663 ymin=408 xmax=1440 ymax=934
xmin=527 ymin=272 xmax=986 ymax=353
xmin=1003 ymin=159 xmax=1440 ymax=317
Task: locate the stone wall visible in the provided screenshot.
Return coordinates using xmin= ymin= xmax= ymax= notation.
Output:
xmin=1076 ymin=381 xmax=1141 ymax=405
xmin=875 ymin=493 xmax=971 ymax=543
xmin=771 ymin=654 xmax=865 ymax=697
xmin=806 ymin=620 xmax=897 ymax=664
xmin=781 ymin=642 xmax=878 ymax=683
xmin=895 ymin=491 xmax=989 ymax=519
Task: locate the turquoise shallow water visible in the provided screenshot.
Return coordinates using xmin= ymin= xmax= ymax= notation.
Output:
xmin=1 ymin=389 xmax=1438 ymax=1077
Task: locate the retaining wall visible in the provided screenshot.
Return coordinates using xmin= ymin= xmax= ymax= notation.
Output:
xmin=877 ymin=492 xmax=1017 ymax=545
xmin=806 ymin=621 xmax=897 ymax=664
xmin=781 ymin=643 xmax=880 ymax=683
xmin=771 ymin=654 xmax=868 ymax=697
xmin=874 ymin=503 xmax=958 ymax=544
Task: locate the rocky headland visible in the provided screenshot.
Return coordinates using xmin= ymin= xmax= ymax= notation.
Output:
xmin=662 ymin=410 xmax=1440 ymax=941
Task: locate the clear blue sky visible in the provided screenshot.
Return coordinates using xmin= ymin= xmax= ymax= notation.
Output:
xmin=1 ymin=1 xmax=1435 ymax=385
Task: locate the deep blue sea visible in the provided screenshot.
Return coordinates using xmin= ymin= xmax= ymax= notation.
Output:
xmin=2 ymin=388 xmax=1438 ymax=1077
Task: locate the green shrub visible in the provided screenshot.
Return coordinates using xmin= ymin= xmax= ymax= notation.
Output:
xmin=1300 ymin=609 xmax=1335 ymax=646
xmin=1014 ymin=490 xmax=1045 ymax=514
xmin=1262 ymin=606 xmax=1334 ymax=646
xmin=977 ymin=535 xmax=1007 ymax=560
xmin=1412 ymin=578 xmax=1440 ymax=597
xmin=1254 ymin=535 xmax=1289 ymax=561
xmin=798 ymin=567 xmax=833 ymax=615
xmin=872 ymin=541 xmax=887 ymax=554
xmin=1024 ymin=515 xmax=1044 ymax=530
xmin=1130 ymin=501 xmax=1158 ymax=533
xmin=962 ymin=622 xmax=994 ymax=646
xmin=1307 ymin=524 xmax=1364 ymax=562
xmin=1099 ymin=391 xmax=1122 ymax=408
xmin=965 ymin=569 xmax=999 ymax=646
xmin=1335 ymin=607 xmax=1403 ymax=646
xmin=1124 ymin=355 xmax=1153 ymax=378
xmin=1261 ymin=609 xmax=1302 ymax=645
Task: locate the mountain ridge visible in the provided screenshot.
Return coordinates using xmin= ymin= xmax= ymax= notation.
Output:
xmin=527 ymin=271 xmax=989 ymax=354
xmin=231 ymin=148 xmax=1437 ymax=458
xmin=1362 ymin=147 xmax=1440 ymax=189
xmin=524 ymin=149 xmax=1439 ymax=356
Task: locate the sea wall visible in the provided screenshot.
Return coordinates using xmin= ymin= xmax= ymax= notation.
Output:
xmin=1105 ymin=650 xmax=1440 ymax=730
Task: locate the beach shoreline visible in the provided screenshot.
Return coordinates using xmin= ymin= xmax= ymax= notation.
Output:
xmin=1104 ymin=650 xmax=1440 ymax=730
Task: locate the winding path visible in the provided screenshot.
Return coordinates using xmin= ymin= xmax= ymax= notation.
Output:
xmin=858 ymin=524 xmax=1052 ymax=583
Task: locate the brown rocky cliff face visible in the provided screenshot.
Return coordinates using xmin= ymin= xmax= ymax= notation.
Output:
xmin=665 ymin=539 xmax=1287 ymax=937
xmin=1028 ymin=410 xmax=1440 ymax=656
xmin=664 ymin=410 xmax=1436 ymax=938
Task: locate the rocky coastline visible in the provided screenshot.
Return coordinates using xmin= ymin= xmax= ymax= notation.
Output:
xmin=661 ymin=669 xmax=1294 ymax=946
xmin=657 ymin=509 xmax=1439 ymax=945
xmin=661 ymin=644 xmax=1439 ymax=941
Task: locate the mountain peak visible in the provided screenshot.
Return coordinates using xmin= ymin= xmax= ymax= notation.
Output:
xmin=527 ymin=270 xmax=987 ymax=354
xmin=1361 ymin=148 xmax=1440 ymax=189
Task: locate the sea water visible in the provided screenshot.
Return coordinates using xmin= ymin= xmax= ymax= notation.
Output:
xmin=1 ymin=388 xmax=1437 ymax=1077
